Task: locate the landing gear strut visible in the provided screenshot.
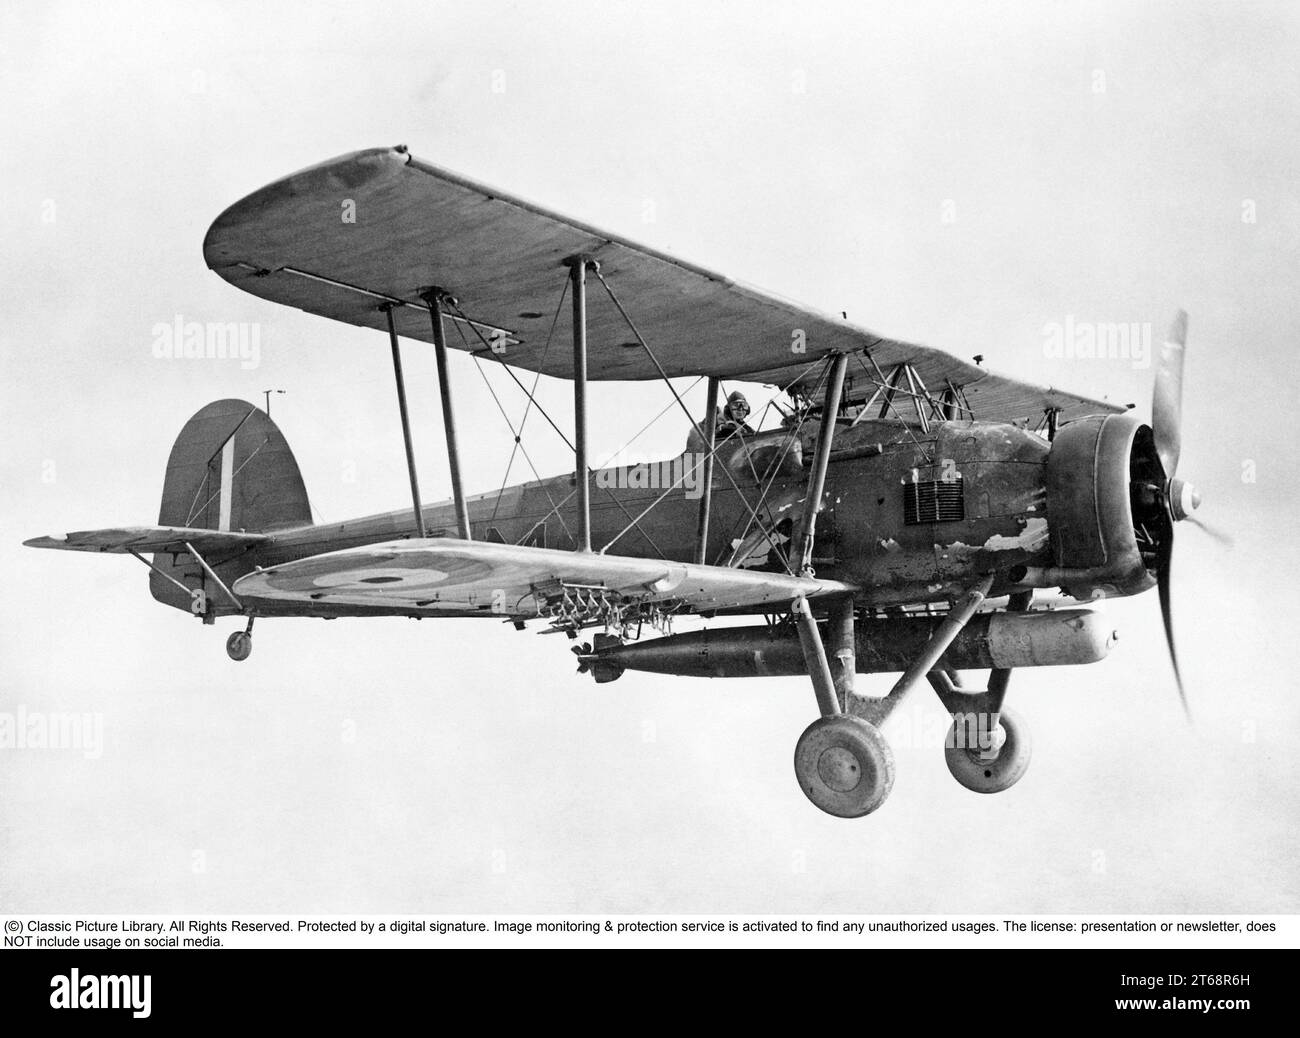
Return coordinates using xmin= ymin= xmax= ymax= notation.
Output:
xmin=226 ymin=618 xmax=254 ymax=661
xmin=791 ymin=573 xmax=1032 ymax=815
xmin=787 ymin=356 xmax=897 ymax=818
xmin=928 ymin=655 xmax=1032 ymax=795
xmin=790 ymin=593 xmax=896 ymax=818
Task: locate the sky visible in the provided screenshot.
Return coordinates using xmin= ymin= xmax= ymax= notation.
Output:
xmin=2 ymin=0 xmax=1298 ymax=914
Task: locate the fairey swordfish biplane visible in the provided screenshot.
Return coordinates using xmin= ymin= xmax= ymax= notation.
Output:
xmin=27 ymin=146 xmax=1207 ymax=818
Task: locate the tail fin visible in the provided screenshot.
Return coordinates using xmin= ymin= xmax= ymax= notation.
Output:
xmin=159 ymin=399 xmax=310 ymax=533
xmin=151 ymin=399 xmax=311 ymax=612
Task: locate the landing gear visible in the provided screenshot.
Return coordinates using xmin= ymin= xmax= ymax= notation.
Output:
xmin=779 ymin=358 xmax=1012 ymax=818
xmin=784 ymin=571 xmax=1035 ymax=815
xmin=226 ymin=618 xmax=254 ymax=662
xmin=789 ymin=593 xmax=892 ymax=819
xmin=789 ymin=594 xmax=897 ymax=818
xmin=794 ymin=714 xmax=895 ymax=818
xmin=944 ymin=706 xmax=1031 ymax=794
xmin=225 ymin=631 xmax=251 ymax=661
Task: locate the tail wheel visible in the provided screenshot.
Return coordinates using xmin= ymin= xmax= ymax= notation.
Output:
xmin=944 ymin=706 xmax=1031 ymax=794
xmin=794 ymin=715 xmax=895 ymax=818
xmin=225 ymin=631 xmax=252 ymax=662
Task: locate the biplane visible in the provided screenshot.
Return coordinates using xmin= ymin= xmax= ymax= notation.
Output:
xmin=26 ymin=146 xmax=1207 ymax=818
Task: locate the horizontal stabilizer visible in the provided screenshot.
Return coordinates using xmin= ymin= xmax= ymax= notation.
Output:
xmin=24 ymin=526 xmax=267 ymax=555
xmin=233 ymin=538 xmax=852 ymax=618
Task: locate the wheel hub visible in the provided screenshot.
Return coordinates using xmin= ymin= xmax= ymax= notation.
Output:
xmin=966 ymin=723 xmax=1007 ymax=764
xmin=817 ymin=746 xmax=862 ymax=793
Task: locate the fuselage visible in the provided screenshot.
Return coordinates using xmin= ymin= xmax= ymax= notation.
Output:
xmin=157 ymin=415 xmax=1100 ymax=619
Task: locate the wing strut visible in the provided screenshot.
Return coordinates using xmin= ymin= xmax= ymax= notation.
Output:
xmin=383 ymin=303 xmax=427 ymax=538
xmin=423 ymin=288 xmax=472 ymax=540
xmin=794 ymin=352 xmax=850 ymax=577
xmin=566 ymin=256 xmax=597 ymax=552
xmin=693 ymin=376 xmax=720 ymax=565
xmin=591 ymin=268 xmax=800 ymax=574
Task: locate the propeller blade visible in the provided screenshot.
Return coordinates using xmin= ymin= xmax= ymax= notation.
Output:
xmin=1155 ymin=532 xmax=1192 ymax=722
xmin=1185 ymin=513 xmax=1233 ymax=547
xmin=1152 ymin=309 xmax=1187 ymax=476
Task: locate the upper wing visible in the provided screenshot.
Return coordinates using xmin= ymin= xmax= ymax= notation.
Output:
xmin=24 ymin=526 xmax=267 ymax=555
xmin=232 ymin=538 xmax=851 ymax=619
xmin=203 ymin=147 xmax=1122 ymax=425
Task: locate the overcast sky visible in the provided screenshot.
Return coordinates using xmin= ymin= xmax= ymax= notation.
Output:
xmin=2 ymin=0 xmax=1298 ymax=914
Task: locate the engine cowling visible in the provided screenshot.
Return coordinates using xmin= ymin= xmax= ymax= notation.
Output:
xmin=1027 ymin=412 xmax=1156 ymax=600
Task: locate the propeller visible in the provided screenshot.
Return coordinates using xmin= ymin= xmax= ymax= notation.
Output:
xmin=1147 ymin=310 xmax=1202 ymax=720
xmin=572 ymin=641 xmax=593 ymax=674
xmin=1154 ymin=532 xmax=1189 ymax=720
xmin=1184 ymin=513 xmax=1233 ymax=547
xmin=1152 ymin=309 xmax=1186 ymax=475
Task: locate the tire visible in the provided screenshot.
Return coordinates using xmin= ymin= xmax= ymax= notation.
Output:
xmin=226 ymin=631 xmax=252 ymax=662
xmin=794 ymin=714 xmax=895 ymax=818
xmin=944 ymin=706 xmax=1031 ymax=794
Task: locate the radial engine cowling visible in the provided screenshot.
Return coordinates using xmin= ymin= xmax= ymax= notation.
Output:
xmin=1027 ymin=412 xmax=1156 ymax=600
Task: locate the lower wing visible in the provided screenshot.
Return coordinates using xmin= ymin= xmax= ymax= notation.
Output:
xmin=232 ymin=539 xmax=852 ymax=622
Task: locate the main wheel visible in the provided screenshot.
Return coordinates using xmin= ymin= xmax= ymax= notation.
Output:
xmin=226 ymin=631 xmax=252 ymax=662
xmin=794 ymin=715 xmax=895 ymax=818
xmin=944 ymin=706 xmax=1030 ymax=794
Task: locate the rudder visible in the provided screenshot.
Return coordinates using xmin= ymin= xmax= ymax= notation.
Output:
xmin=159 ymin=399 xmax=310 ymax=533
xmin=151 ymin=400 xmax=311 ymax=613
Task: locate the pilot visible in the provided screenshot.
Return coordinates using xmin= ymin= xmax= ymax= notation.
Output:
xmin=686 ymin=390 xmax=756 ymax=452
xmin=717 ymin=391 xmax=755 ymax=437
